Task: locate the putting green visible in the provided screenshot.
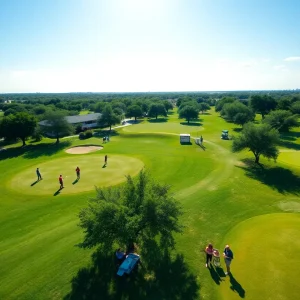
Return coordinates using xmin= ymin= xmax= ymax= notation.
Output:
xmin=219 ymin=213 xmax=300 ymax=300
xmin=9 ymin=154 xmax=144 ymax=195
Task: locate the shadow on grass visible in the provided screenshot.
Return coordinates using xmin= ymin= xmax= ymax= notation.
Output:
xmin=30 ymin=180 xmax=39 ymax=186
xmin=93 ymin=129 xmax=120 ymax=138
xmin=53 ymin=187 xmax=63 ymax=196
xmin=278 ymin=140 xmax=300 ymax=151
xmin=148 ymin=118 xmax=168 ymax=123
xmin=236 ymin=159 xmax=300 ymax=194
xmin=180 ymin=121 xmax=202 ymax=126
xmin=0 ymin=141 xmax=72 ymax=161
xmin=229 ymin=273 xmax=245 ymax=298
xmin=208 ymin=265 xmax=225 ymax=285
xmin=232 ymin=128 xmax=242 ymax=133
xmin=64 ymin=241 xmax=200 ymax=300
xmin=180 ymin=142 xmax=193 ymax=146
xmin=72 ymin=179 xmax=79 ymax=185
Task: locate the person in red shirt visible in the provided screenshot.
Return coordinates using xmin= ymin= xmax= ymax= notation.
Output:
xmin=59 ymin=175 xmax=64 ymax=189
xmin=75 ymin=167 xmax=80 ymax=179
xmin=205 ymin=243 xmax=214 ymax=267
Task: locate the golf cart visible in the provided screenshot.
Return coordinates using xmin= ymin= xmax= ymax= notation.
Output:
xmin=221 ymin=130 xmax=229 ymax=140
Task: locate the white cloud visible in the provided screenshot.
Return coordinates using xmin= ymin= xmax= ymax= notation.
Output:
xmin=273 ymin=65 xmax=286 ymax=70
xmin=284 ymin=56 xmax=300 ymax=62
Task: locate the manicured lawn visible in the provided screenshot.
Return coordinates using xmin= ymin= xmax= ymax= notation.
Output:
xmin=0 ymin=109 xmax=300 ymax=299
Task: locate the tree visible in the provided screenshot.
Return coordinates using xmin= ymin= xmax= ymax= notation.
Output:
xmin=198 ymin=102 xmax=211 ymax=114
xmin=0 ymin=112 xmax=37 ymax=146
xmin=263 ymin=110 xmax=298 ymax=132
xmin=178 ymin=105 xmax=199 ymax=124
xmin=148 ymin=103 xmax=167 ymax=119
xmin=163 ymin=100 xmax=173 ymax=113
xmin=250 ymin=95 xmax=277 ymax=119
xmin=126 ymin=105 xmax=143 ymax=121
xmin=291 ymin=101 xmax=300 ymax=114
xmin=79 ymin=170 xmax=183 ymax=252
xmin=97 ymin=104 xmax=120 ymax=130
xmin=232 ymin=123 xmax=279 ymax=164
xmin=41 ymin=111 xmax=74 ymax=143
xmin=215 ymin=97 xmax=236 ymax=112
xmin=221 ymin=101 xmax=254 ymax=126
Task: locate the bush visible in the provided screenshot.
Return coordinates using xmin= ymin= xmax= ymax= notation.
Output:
xmin=79 ymin=130 xmax=93 ymax=140
xmin=75 ymin=124 xmax=83 ymax=134
xmin=85 ymin=130 xmax=93 ymax=138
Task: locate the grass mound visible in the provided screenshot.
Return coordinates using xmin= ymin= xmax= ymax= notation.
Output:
xmin=9 ymin=154 xmax=144 ymax=195
xmin=219 ymin=213 xmax=300 ymax=300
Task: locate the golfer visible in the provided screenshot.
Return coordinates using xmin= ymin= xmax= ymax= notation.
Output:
xmin=75 ymin=167 xmax=80 ymax=179
xmin=205 ymin=243 xmax=214 ymax=267
xmin=59 ymin=175 xmax=64 ymax=189
xmin=104 ymin=155 xmax=108 ymax=165
xmin=200 ymin=135 xmax=203 ymax=145
xmin=36 ymin=168 xmax=42 ymax=180
xmin=223 ymin=245 xmax=234 ymax=275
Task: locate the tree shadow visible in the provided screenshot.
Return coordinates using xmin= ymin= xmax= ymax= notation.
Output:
xmin=148 ymin=118 xmax=168 ymax=123
xmin=229 ymin=273 xmax=246 ymax=298
xmin=93 ymin=129 xmax=120 ymax=138
xmin=180 ymin=121 xmax=202 ymax=126
xmin=278 ymin=140 xmax=300 ymax=151
xmin=64 ymin=241 xmax=200 ymax=300
xmin=232 ymin=128 xmax=242 ymax=133
xmin=236 ymin=159 xmax=300 ymax=194
xmin=0 ymin=141 xmax=74 ymax=161
xmin=30 ymin=180 xmax=39 ymax=186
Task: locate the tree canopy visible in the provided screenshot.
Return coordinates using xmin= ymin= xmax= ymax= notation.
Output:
xmin=178 ymin=105 xmax=199 ymax=124
xmin=232 ymin=123 xmax=280 ymax=163
xmin=263 ymin=110 xmax=298 ymax=132
xmin=79 ymin=170 xmax=183 ymax=252
xmin=97 ymin=104 xmax=120 ymax=130
xmin=250 ymin=95 xmax=277 ymax=118
xmin=42 ymin=111 xmax=74 ymax=143
xmin=221 ymin=101 xmax=254 ymax=126
xmin=148 ymin=103 xmax=167 ymax=119
xmin=0 ymin=112 xmax=37 ymax=146
xmin=126 ymin=105 xmax=143 ymax=121
xmin=198 ymin=102 xmax=210 ymax=114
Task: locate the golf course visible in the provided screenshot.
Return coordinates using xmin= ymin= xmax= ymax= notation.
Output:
xmin=0 ymin=109 xmax=300 ymax=300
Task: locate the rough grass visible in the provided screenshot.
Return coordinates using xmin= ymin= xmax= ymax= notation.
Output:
xmin=0 ymin=109 xmax=300 ymax=299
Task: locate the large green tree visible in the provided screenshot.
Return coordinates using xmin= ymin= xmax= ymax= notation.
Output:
xmin=79 ymin=170 xmax=183 ymax=252
xmin=148 ymin=103 xmax=167 ymax=119
xmin=232 ymin=123 xmax=280 ymax=164
xmin=199 ymin=102 xmax=211 ymax=114
xmin=222 ymin=101 xmax=254 ymax=126
xmin=250 ymin=95 xmax=277 ymax=119
xmin=263 ymin=110 xmax=298 ymax=132
xmin=126 ymin=105 xmax=143 ymax=121
xmin=41 ymin=111 xmax=74 ymax=143
xmin=97 ymin=104 xmax=120 ymax=130
xmin=0 ymin=112 xmax=37 ymax=146
xmin=179 ymin=105 xmax=199 ymax=124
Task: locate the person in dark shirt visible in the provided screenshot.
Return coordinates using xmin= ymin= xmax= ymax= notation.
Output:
xmin=75 ymin=167 xmax=80 ymax=179
xmin=223 ymin=245 xmax=234 ymax=275
xmin=36 ymin=168 xmax=42 ymax=180
xmin=59 ymin=175 xmax=64 ymax=189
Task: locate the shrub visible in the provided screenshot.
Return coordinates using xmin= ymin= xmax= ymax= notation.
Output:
xmin=85 ymin=130 xmax=93 ymax=138
xmin=79 ymin=132 xmax=85 ymax=140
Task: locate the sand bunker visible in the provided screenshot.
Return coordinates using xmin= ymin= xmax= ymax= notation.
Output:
xmin=66 ymin=146 xmax=103 ymax=154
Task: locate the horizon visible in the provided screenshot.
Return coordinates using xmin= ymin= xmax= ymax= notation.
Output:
xmin=1 ymin=0 xmax=300 ymax=93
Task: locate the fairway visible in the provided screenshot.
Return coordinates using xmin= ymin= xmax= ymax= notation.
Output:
xmin=278 ymin=151 xmax=300 ymax=168
xmin=219 ymin=213 xmax=300 ymax=300
xmin=9 ymin=154 xmax=144 ymax=195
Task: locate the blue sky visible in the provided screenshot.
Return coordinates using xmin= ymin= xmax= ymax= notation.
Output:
xmin=0 ymin=0 xmax=299 ymax=92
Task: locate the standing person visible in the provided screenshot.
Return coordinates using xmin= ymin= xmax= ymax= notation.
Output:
xmin=36 ymin=168 xmax=42 ymax=180
xmin=104 ymin=155 xmax=108 ymax=165
xmin=75 ymin=166 xmax=80 ymax=179
xmin=205 ymin=243 xmax=214 ymax=267
xmin=59 ymin=175 xmax=64 ymax=189
xmin=200 ymin=135 xmax=203 ymax=145
xmin=223 ymin=245 xmax=234 ymax=275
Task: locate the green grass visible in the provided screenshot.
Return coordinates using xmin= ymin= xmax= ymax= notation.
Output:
xmin=0 ymin=108 xmax=300 ymax=299
xmin=219 ymin=213 xmax=300 ymax=300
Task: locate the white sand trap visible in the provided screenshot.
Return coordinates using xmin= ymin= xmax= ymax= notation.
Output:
xmin=66 ymin=146 xmax=103 ymax=154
